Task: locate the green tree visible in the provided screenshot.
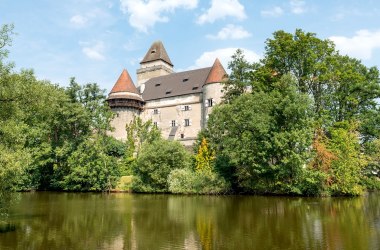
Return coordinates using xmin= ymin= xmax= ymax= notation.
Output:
xmin=222 ymin=49 xmax=255 ymax=103
xmin=124 ymin=116 xmax=161 ymax=174
xmin=62 ymin=135 xmax=121 ymax=191
xmin=132 ymin=139 xmax=190 ymax=193
xmin=327 ymin=122 xmax=366 ymax=195
xmin=206 ymin=75 xmax=314 ymax=194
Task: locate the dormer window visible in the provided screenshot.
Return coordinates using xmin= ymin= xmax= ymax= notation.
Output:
xmin=151 ymin=49 xmax=156 ymax=54
xmin=192 ymin=86 xmax=199 ymax=90
xmin=166 ymin=89 xmax=172 ymax=94
xmin=155 ymin=83 xmax=161 ymax=87
xmin=182 ymin=74 xmax=190 ymax=83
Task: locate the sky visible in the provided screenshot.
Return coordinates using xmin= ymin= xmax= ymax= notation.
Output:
xmin=1 ymin=0 xmax=380 ymax=93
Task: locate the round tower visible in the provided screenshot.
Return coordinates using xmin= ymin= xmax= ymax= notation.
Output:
xmin=107 ymin=69 xmax=144 ymax=140
xmin=202 ymin=58 xmax=228 ymax=128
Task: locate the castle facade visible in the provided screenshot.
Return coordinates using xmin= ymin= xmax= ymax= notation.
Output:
xmin=107 ymin=41 xmax=227 ymax=146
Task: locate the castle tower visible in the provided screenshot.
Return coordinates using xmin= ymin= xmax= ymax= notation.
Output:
xmin=107 ymin=69 xmax=144 ymax=140
xmin=202 ymin=58 xmax=227 ymax=127
xmin=136 ymin=41 xmax=174 ymax=87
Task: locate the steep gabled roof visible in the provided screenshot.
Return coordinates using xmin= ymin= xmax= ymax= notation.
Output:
xmin=205 ymin=58 xmax=227 ymax=84
xmin=142 ymin=67 xmax=212 ymax=101
xmin=110 ymin=69 xmax=139 ymax=94
xmin=140 ymin=41 xmax=173 ymax=66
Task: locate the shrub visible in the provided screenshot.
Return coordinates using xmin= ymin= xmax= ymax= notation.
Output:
xmin=168 ymin=168 xmax=230 ymax=195
xmin=132 ymin=139 xmax=191 ymax=193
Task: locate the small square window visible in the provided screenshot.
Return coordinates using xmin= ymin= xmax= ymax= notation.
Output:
xmin=153 ymin=122 xmax=158 ymax=128
xmin=171 ymin=120 xmax=176 ymax=127
xmin=180 ymin=134 xmax=185 ymax=139
xmin=184 ymin=105 xmax=189 ymax=111
xmin=185 ymin=119 xmax=190 ymax=127
xmin=153 ymin=109 xmax=159 ymax=114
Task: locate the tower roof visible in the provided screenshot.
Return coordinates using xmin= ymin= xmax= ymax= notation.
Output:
xmin=110 ymin=69 xmax=140 ymax=94
xmin=205 ymin=58 xmax=227 ymax=84
xmin=140 ymin=41 xmax=173 ymax=66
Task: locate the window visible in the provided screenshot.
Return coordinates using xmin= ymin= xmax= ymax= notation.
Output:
xmin=166 ymin=89 xmax=172 ymax=94
xmin=206 ymin=98 xmax=213 ymax=107
xmin=153 ymin=109 xmax=159 ymax=114
xmin=153 ymin=122 xmax=158 ymax=128
xmin=184 ymin=105 xmax=190 ymax=111
xmin=180 ymin=134 xmax=185 ymax=139
xmin=171 ymin=120 xmax=176 ymax=127
xmin=185 ymin=119 xmax=190 ymax=127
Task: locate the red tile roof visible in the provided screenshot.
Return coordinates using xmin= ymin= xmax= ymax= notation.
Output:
xmin=110 ymin=69 xmax=139 ymax=94
xmin=205 ymin=58 xmax=227 ymax=84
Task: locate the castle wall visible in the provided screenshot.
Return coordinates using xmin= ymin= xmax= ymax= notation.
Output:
xmin=142 ymin=94 xmax=203 ymax=144
xmin=108 ymin=107 xmax=140 ymax=141
xmin=202 ymin=82 xmax=223 ymax=127
xmin=137 ymin=61 xmax=173 ymax=86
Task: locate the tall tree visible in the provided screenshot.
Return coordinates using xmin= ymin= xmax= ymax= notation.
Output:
xmin=206 ymin=75 xmax=314 ymax=194
xmin=222 ymin=49 xmax=255 ymax=103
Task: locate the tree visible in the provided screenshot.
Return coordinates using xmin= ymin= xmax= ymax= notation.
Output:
xmin=195 ymin=138 xmax=215 ymax=174
xmin=125 ymin=116 xmax=161 ymax=159
xmin=327 ymin=122 xmax=366 ymax=195
xmin=0 ymin=23 xmax=14 ymax=59
xmin=222 ymin=49 xmax=255 ymax=103
xmin=206 ymin=75 xmax=314 ymax=194
xmin=132 ymin=139 xmax=190 ymax=193
xmin=62 ymin=135 xmax=121 ymax=191
xmin=261 ymin=29 xmax=380 ymax=127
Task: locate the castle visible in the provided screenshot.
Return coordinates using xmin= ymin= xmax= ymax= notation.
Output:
xmin=106 ymin=41 xmax=227 ymax=146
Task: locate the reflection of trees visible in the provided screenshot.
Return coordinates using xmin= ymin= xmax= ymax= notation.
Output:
xmin=1 ymin=192 xmax=132 ymax=249
xmin=0 ymin=192 xmax=19 ymax=233
xmin=1 ymin=192 xmax=379 ymax=249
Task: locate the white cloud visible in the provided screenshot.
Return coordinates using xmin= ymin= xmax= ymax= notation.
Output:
xmin=81 ymin=41 xmax=106 ymax=61
xmin=120 ymin=0 xmax=198 ymax=33
xmin=185 ymin=48 xmax=260 ymax=72
xmin=70 ymin=15 xmax=88 ymax=28
xmin=330 ymin=30 xmax=380 ymax=60
xmin=290 ymin=0 xmax=306 ymax=14
xmin=261 ymin=6 xmax=284 ymax=17
xmin=197 ymin=0 xmax=246 ymax=24
xmin=70 ymin=8 xmax=112 ymax=29
xmin=206 ymin=24 xmax=251 ymax=40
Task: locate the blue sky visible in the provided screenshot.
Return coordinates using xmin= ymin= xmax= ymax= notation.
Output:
xmin=1 ymin=0 xmax=380 ymax=93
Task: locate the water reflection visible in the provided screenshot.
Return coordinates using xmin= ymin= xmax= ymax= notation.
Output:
xmin=0 ymin=192 xmax=379 ymax=249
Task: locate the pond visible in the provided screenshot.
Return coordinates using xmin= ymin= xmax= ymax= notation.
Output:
xmin=0 ymin=192 xmax=379 ymax=249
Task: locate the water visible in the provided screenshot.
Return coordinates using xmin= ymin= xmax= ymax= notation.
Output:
xmin=0 ymin=192 xmax=379 ymax=250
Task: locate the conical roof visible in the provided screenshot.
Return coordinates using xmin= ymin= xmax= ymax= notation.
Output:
xmin=140 ymin=41 xmax=173 ymax=66
xmin=110 ymin=69 xmax=140 ymax=94
xmin=205 ymin=58 xmax=227 ymax=84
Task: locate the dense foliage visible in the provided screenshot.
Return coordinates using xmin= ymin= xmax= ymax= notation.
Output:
xmin=203 ymin=29 xmax=380 ymax=196
xmin=132 ymin=139 xmax=191 ymax=193
xmin=1 ymin=24 xmax=379 ymax=198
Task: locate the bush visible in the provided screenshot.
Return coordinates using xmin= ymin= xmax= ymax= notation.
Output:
xmin=168 ymin=168 xmax=230 ymax=195
xmin=62 ymin=136 xmax=121 ymax=191
xmin=132 ymin=139 xmax=191 ymax=193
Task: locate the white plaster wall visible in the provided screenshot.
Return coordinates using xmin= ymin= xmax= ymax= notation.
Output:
xmin=108 ymin=108 xmax=140 ymax=141
xmin=202 ymin=82 xmax=223 ymax=127
xmin=142 ymin=94 xmax=202 ymax=142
